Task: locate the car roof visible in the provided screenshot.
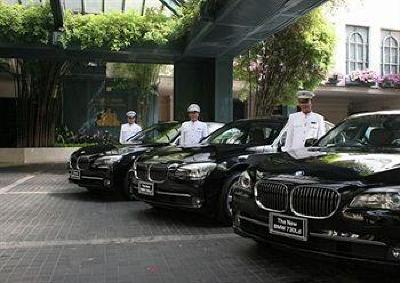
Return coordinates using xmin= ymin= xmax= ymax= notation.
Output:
xmin=205 ymin=122 xmax=225 ymax=126
xmin=155 ymin=121 xmax=180 ymax=125
xmin=232 ymin=116 xmax=287 ymax=123
xmin=349 ymin=110 xmax=400 ymax=119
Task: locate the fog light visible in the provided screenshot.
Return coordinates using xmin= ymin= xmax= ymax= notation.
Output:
xmin=391 ymin=247 xmax=400 ymax=259
xmin=192 ymin=197 xmax=202 ymax=207
xmin=104 ymin=179 xmax=111 ymax=187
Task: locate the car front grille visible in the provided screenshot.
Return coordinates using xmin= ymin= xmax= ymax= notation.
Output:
xmin=149 ymin=164 xmax=168 ymax=182
xmin=136 ymin=163 xmax=147 ymax=180
xmin=254 ymin=181 xmax=341 ymax=219
xmin=290 ymin=185 xmax=340 ymax=218
xmin=255 ymin=181 xmax=288 ymax=212
xmin=135 ymin=163 xmax=168 ymax=182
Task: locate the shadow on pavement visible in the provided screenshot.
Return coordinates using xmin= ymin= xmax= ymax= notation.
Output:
xmin=243 ymin=241 xmax=400 ymax=282
xmin=134 ymin=205 xmax=227 ymax=228
xmin=48 ymin=189 xmax=129 ymax=203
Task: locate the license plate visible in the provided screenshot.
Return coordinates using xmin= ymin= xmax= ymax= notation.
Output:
xmin=138 ymin=181 xmax=154 ymax=196
xmin=70 ymin=169 xmax=81 ymax=180
xmin=269 ymin=213 xmax=308 ymax=241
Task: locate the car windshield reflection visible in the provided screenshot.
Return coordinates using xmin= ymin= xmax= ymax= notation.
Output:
xmin=318 ymin=114 xmax=400 ymax=150
xmin=128 ymin=122 xmax=180 ymax=144
xmin=204 ymin=121 xmax=284 ymax=146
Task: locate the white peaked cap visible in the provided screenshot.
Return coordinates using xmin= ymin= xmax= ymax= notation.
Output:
xmin=126 ymin=111 xmax=137 ymax=117
xmin=187 ymin=104 xmax=201 ymax=113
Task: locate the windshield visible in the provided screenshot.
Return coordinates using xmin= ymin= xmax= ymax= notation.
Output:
xmin=205 ymin=121 xmax=284 ymax=145
xmin=128 ymin=122 xmax=180 ymax=144
xmin=318 ymin=114 xmax=400 ymax=149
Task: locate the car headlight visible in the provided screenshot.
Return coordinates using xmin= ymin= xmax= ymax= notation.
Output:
xmin=93 ymin=155 xmax=122 ymax=169
xmin=238 ymin=170 xmax=253 ymax=194
xmin=174 ymin=162 xmax=216 ymax=180
xmin=350 ymin=191 xmax=400 ymax=210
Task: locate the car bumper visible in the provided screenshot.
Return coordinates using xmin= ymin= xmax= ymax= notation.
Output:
xmin=131 ymin=178 xmax=214 ymax=210
xmin=232 ymin=191 xmax=400 ymax=265
xmin=68 ymin=168 xmax=114 ymax=190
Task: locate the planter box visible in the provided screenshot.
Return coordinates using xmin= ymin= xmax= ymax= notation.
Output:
xmin=345 ymin=79 xmax=376 ymax=87
xmin=0 ymin=147 xmax=80 ymax=164
xmin=380 ymin=82 xmax=400 ymax=89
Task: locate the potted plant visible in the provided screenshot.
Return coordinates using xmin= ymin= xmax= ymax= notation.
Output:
xmin=346 ymin=70 xmax=378 ymax=87
xmin=378 ymin=74 xmax=400 ymax=89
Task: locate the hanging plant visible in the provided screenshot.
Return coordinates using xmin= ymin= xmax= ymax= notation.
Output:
xmin=0 ymin=1 xmax=54 ymax=44
xmin=0 ymin=1 xmax=205 ymax=51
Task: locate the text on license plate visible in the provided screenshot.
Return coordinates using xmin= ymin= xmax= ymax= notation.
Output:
xmin=138 ymin=181 xmax=154 ymax=196
xmin=269 ymin=213 xmax=308 ymax=241
xmin=70 ymin=170 xmax=81 ymax=180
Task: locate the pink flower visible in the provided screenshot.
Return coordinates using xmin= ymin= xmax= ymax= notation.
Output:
xmin=350 ymin=69 xmax=378 ymax=83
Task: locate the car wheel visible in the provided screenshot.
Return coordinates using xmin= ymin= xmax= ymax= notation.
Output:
xmin=122 ymin=172 xmax=138 ymax=201
xmin=217 ymin=173 xmax=241 ymax=225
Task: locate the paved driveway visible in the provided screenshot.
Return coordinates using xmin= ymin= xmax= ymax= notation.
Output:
xmin=0 ymin=165 xmax=397 ymax=283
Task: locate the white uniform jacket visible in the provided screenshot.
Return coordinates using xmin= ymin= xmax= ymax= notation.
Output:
xmin=119 ymin=123 xmax=142 ymax=144
xmin=283 ymin=112 xmax=326 ymax=151
xmin=179 ymin=120 xmax=209 ymax=147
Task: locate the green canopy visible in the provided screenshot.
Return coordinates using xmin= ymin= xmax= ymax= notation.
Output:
xmin=3 ymin=0 xmax=185 ymax=15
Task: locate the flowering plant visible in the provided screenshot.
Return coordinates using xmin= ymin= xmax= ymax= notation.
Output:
xmin=378 ymin=74 xmax=400 ymax=88
xmin=349 ymin=70 xmax=378 ymax=83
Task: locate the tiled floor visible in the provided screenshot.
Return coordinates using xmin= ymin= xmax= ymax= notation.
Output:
xmin=0 ymin=164 xmax=397 ymax=282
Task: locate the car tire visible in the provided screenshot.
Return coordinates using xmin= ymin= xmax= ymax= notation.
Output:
xmin=217 ymin=173 xmax=241 ymax=225
xmin=122 ymin=172 xmax=138 ymax=201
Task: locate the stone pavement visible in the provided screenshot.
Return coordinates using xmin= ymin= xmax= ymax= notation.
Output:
xmin=0 ymin=164 xmax=397 ymax=283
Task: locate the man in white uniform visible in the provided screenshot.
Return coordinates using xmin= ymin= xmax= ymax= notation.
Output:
xmin=119 ymin=111 xmax=142 ymax=144
xmin=283 ymin=91 xmax=326 ymax=151
xmin=180 ymin=104 xmax=209 ymax=147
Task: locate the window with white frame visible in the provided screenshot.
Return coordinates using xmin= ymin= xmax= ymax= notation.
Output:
xmin=381 ymin=30 xmax=400 ymax=75
xmin=346 ymin=26 xmax=369 ymax=74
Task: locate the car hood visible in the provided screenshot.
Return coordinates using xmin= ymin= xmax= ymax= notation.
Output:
xmin=73 ymin=143 xmax=167 ymax=159
xmin=72 ymin=144 xmax=117 ymax=156
xmin=138 ymin=144 xmax=250 ymax=164
xmin=113 ymin=143 xmax=166 ymax=156
xmin=253 ymin=148 xmax=400 ymax=183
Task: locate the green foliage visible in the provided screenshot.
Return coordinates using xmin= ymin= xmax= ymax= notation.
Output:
xmin=169 ymin=0 xmax=205 ymax=41
xmin=61 ymin=9 xmax=176 ymax=51
xmin=0 ymin=0 xmax=205 ymax=51
xmin=0 ymin=1 xmax=54 ymax=44
xmin=110 ymin=63 xmax=160 ymax=91
xmin=109 ymin=63 xmax=161 ymax=127
xmin=234 ymin=9 xmax=335 ymax=115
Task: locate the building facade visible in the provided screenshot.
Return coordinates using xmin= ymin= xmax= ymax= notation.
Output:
xmin=313 ymin=0 xmax=400 ymax=123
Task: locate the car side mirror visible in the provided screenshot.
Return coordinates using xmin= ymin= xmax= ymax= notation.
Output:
xmin=277 ymin=142 xmax=283 ymax=152
xmin=277 ymin=134 xmax=286 ymax=152
xmin=305 ymin=138 xmax=318 ymax=147
xmin=174 ymin=137 xmax=180 ymax=146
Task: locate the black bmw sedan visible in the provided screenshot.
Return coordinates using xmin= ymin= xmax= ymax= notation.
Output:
xmin=68 ymin=121 xmax=223 ymax=199
xmin=68 ymin=122 xmax=181 ymax=198
xmin=233 ymin=111 xmax=400 ymax=265
xmin=129 ymin=118 xmax=333 ymax=224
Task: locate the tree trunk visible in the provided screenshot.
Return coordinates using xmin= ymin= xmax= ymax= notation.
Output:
xmin=14 ymin=59 xmax=69 ymax=147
